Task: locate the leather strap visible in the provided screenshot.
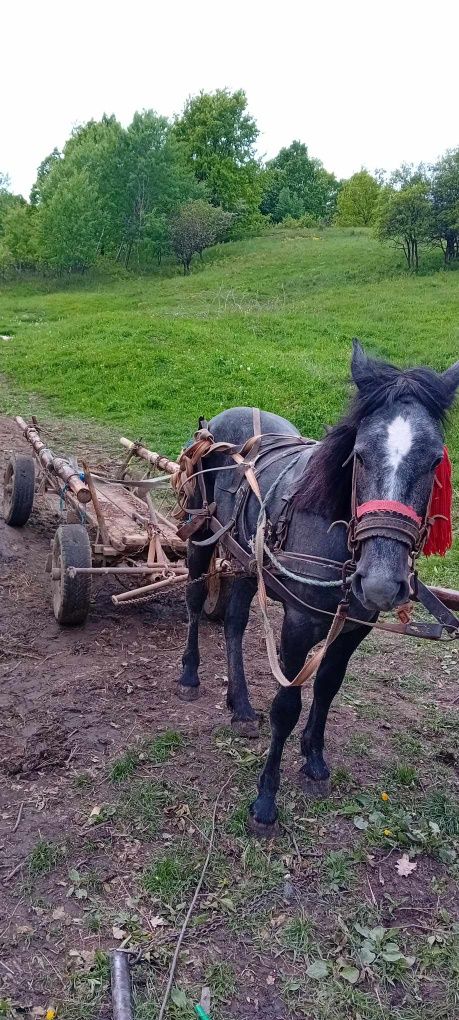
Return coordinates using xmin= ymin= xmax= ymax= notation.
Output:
xmin=416 ymin=578 xmax=459 ymax=634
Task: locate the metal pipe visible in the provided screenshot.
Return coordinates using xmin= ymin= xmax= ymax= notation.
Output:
xmin=110 ymin=951 xmax=133 ymax=1020
xmin=112 ymin=572 xmax=187 ymax=604
xmin=61 ymin=565 xmax=188 ymax=577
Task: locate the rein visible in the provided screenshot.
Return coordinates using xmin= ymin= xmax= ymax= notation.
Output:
xmin=173 ymin=417 xmax=459 ymax=689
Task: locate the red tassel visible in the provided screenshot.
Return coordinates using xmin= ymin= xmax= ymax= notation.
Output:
xmin=423 ymin=446 xmax=453 ymax=557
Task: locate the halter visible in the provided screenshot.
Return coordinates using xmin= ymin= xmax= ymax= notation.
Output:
xmin=347 ymin=454 xmax=430 ymax=562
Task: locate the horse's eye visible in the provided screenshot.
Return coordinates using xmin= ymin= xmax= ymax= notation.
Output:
xmin=431 ymin=455 xmax=443 ymax=472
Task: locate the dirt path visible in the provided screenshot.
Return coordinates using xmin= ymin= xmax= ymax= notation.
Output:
xmin=1 ymin=414 xmax=459 ymax=1020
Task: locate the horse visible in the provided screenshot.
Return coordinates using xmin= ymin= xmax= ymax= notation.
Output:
xmin=177 ymin=341 xmax=459 ymax=835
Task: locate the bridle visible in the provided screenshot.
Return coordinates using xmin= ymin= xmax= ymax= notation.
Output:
xmin=346 ymin=452 xmax=433 ymax=572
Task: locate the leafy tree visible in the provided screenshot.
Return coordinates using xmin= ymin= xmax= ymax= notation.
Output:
xmin=261 ymin=141 xmax=339 ymax=222
xmin=274 ymin=186 xmax=304 ymax=221
xmin=38 ymin=169 xmax=104 ymax=272
xmin=119 ymin=110 xmax=200 ymax=266
xmin=2 ymin=201 xmax=38 ymax=271
xmin=29 ymin=149 xmax=62 ymax=206
xmin=374 ymin=179 xmax=432 ymax=270
xmin=336 ymin=170 xmax=380 ymax=226
xmin=0 ymin=172 xmax=24 ymax=237
xmin=169 ymin=200 xmax=233 ymax=273
xmin=174 ymin=90 xmax=261 ymax=211
xmin=431 ymin=149 xmax=459 ymax=262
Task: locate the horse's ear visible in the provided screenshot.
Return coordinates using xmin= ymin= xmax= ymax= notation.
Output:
xmin=351 ymin=338 xmax=373 ymax=390
xmin=441 ymin=360 xmax=459 ymax=406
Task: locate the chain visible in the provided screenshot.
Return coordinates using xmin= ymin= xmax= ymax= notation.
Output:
xmin=114 ymin=566 xmax=243 ymax=607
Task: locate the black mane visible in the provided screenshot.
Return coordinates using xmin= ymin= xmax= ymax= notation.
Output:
xmin=295 ymin=358 xmax=451 ymax=520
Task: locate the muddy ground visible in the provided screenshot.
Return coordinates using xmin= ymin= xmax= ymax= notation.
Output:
xmin=1 ymin=414 xmax=459 ymax=1020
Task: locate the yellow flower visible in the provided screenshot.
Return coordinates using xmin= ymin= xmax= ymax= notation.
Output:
xmin=381 ymin=792 xmax=389 ymax=802
xmin=384 ymin=828 xmax=393 ymax=837
xmin=46 ymin=1010 xmax=56 ymax=1020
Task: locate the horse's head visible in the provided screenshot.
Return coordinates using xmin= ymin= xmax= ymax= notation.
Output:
xmin=350 ymin=341 xmax=459 ymax=612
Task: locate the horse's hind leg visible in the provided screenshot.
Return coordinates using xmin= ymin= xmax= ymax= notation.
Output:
xmin=224 ymin=577 xmax=259 ymax=737
xmin=178 ymin=542 xmax=214 ymax=701
xmin=300 ymin=625 xmax=368 ymax=797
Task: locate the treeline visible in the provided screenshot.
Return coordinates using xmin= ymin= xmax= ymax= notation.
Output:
xmin=1 ymin=89 xmax=458 ymax=276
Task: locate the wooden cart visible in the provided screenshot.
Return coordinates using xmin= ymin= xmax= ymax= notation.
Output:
xmin=2 ymin=416 xmax=228 ymax=626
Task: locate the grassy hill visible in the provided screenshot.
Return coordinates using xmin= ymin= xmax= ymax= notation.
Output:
xmin=1 ymin=226 xmax=458 ymax=583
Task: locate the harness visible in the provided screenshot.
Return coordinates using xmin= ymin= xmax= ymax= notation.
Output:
xmin=173 ymin=411 xmax=459 ymax=688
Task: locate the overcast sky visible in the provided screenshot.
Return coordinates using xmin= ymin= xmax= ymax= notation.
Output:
xmin=3 ymin=0 xmax=458 ymax=198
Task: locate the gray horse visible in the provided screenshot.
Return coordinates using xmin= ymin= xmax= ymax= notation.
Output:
xmin=178 ymin=341 xmax=459 ymax=833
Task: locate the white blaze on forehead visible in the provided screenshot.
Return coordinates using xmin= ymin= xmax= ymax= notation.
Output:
xmin=385 ymin=415 xmax=413 ymax=497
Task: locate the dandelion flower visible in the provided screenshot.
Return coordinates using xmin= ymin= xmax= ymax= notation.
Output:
xmin=381 ymin=791 xmax=389 ymax=802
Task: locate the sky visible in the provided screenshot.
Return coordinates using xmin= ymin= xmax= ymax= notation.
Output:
xmin=3 ymin=0 xmax=458 ymax=198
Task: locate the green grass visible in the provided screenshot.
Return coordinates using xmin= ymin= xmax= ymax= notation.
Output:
xmin=28 ymin=839 xmax=63 ymax=875
xmin=1 ymin=227 xmax=458 ymax=582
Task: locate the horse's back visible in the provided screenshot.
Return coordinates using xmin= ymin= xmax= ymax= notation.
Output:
xmin=208 ymin=406 xmax=299 ymax=446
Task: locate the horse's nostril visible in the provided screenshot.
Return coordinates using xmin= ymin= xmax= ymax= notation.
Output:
xmin=396 ymin=580 xmax=411 ymax=606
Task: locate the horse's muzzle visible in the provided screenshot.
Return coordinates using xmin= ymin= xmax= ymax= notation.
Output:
xmin=351 ymin=570 xmax=410 ymax=612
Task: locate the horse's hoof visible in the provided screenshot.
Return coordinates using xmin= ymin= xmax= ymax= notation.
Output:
xmin=298 ymin=772 xmax=331 ymax=800
xmin=246 ymin=814 xmax=279 ymax=839
xmin=177 ymin=685 xmax=200 ymax=702
xmin=231 ymin=717 xmax=261 ymax=739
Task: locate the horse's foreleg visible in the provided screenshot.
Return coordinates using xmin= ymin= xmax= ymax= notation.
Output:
xmin=224 ymin=578 xmax=259 ymax=737
xmin=300 ymin=625 xmax=369 ymax=795
xmin=178 ymin=542 xmax=214 ymax=701
xmin=249 ymin=611 xmax=311 ymax=833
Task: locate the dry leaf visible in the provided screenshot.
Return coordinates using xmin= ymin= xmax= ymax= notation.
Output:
xmin=266 ymin=974 xmax=275 ymax=985
xmin=150 ymin=915 xmax=166 ymax=929
xmin=52 ymin=906 xmax=66 ymax=921
xmin=396 ymin=854 xmax=417 ymax=877
xmin=112 ymin=925 xmax=127 ymax=940
xmin=89 ymin=805 xmax=101 ymax=819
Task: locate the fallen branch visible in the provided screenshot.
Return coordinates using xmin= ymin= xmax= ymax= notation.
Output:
xmin=12 ymin=802 xmax=24 ymax=833
xmin=157 ymin=776 xmax=232 ymax=1020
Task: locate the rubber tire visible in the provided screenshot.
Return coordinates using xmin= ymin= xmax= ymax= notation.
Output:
xmin=204 ymin=571 xmax=231 ymax=622
xmin=52 ymin=524 xmax=92 ymax=626
xmin=3 ymin=454 xmax=35 ymax=526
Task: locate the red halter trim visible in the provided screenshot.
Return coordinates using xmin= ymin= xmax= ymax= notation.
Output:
xmin=356 ymin=500 xmax=422 ymax=526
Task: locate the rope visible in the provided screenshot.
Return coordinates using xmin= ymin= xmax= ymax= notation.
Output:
xmin=262 ymin=543 xmax=342 ymax=587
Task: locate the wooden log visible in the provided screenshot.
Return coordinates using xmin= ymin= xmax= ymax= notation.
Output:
xmin=82 ymin=461 xmax=110 ymax=546
xmin=15 ymin=416 xmax=91 ymax=504
xmin=119 ymin=437 xmax=179 ymax=476
xmin=429 ymin=585 xmax=459 ymax=611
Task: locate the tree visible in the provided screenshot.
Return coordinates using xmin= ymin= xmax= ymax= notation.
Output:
xmin=38 ymin=169 xmax=104 ymax=272
xmin=260 ymin=141 xmax=339 ymax=222
xmin=374 ymin=180 xmax=432 ymax=270
xmin=2 ymin=201 xmax=38 ymax=271
xmin=0 ymin=172 xmax=24 ymax=237
xmin=336 ymin=170 xmax=380 ymax=226
xmin=118 ymin=110 xmax=200 ymax=266
xmin=431 ymin=149 xmax=459 ymax=262
xmin=274 ymin=186 xmax=304 ymax=221
xmin=169 ymin=200 xmax=233 ymax=273
xmin=29 ymin=149 xmax=62 ymax=206
xmin=174 ymin=90 xmax=261 ymax=211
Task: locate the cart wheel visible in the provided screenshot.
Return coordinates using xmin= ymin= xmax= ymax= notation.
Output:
xmin=3 ymin=454 xmax=35 ymax=526
xmin=51 ymin=524 xmax=92 ymax=625
xmin=204 ymin=569 xmax=231 ymax=622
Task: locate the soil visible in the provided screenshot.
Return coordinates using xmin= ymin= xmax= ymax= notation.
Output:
xmin=1 ymin=414 xmax=459 ymax=1019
